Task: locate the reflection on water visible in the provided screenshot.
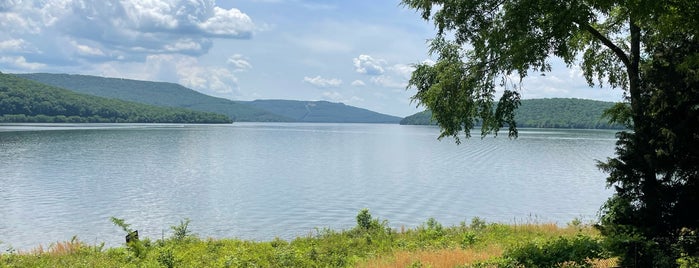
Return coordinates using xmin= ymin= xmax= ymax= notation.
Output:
xmin=0 ymin=123 xmax=616 ymax=249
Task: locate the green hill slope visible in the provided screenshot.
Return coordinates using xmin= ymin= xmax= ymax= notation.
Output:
xmin=14 ymin=73 xmax=291 ymax=122
xmin=400 ymin=98 xmax=624 ymax=129
xmin=0 ymin=73 xmax=231 ymax=123
xmin=241 ymin=100 xmax=402 ymax=123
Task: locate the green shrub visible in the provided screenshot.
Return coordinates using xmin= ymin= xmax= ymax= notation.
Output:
xmin=171 ymin=218 xmax=194 ymax=241
xmin=500 ymin=234 xmax=605 ymax=267
xmin=470 ymin=217 xmax=487 ymax=231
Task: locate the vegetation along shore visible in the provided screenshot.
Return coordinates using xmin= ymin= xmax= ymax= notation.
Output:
xmin=0 ymin=210 xmax=619 ymax=268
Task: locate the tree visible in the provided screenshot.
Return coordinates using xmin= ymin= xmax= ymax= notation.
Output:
xmin=401 ymin=0 xmax=698 ymax=265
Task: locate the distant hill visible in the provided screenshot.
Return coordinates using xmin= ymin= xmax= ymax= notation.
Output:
xmin=16 ymin=73 xmax=401 ymax=123
xmin=241 ymin=100 xmax=402 ymax=123
xmin=0 ymin=72 xmax=231 ymax=123
xmin=400 ymin=98 xmax=625 ymax=129
xmin=14 ymin=73 xmax=291 ymax=122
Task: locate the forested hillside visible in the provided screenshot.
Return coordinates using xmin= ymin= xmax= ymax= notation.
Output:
xmin=15 ymin=73 xmax=291 ymax=122
xmin=0 ymin=73 xmax=231 ymax=123
xmin=241 ymin=100 xmax=402 ymax=123
xmin=400 ymin=98 xmax=624 ymax=129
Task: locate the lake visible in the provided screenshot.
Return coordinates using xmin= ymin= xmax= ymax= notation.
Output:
xmin=0 ymin=123 xmax=616 ymax=250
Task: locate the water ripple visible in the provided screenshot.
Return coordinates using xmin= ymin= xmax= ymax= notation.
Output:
xmin=0 ymin=124 xmax=616 ymax=249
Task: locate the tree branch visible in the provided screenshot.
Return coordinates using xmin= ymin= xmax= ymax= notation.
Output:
xmin=577 ymin=21 xmax=631 ymax=69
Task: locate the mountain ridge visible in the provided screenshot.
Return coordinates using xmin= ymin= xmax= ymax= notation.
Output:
xmin=15 ymin=73 xmax=400 ymax=123
xmin=0 ymin=72 xmax=231 ymax=123
xmin=14 ymin=73 xmax=292 ymax=122
xmin=400 ymin=98 xmax=625 ymax=129
xmin=240 ymin=99 xmax=402 ymax=123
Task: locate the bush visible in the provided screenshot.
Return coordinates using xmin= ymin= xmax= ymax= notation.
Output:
xmin=499 ymin=235 xmax=605 ymax=267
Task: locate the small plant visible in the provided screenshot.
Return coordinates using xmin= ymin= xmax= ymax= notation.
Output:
xmin=408 ymin=259 xmax=424 ymax=267
xmin=110 ymin=217 xmax=134 ymax=234
xmin=110 ymin=217 xmax=147 ymax=259
xmin=157 ymin=248 xmax=177 ymax=268
xmin=171 ymin=218 xmax=193 ymax=241
xmin=470 ymin=217 xmax=487 ymax=231
xmin=460 ymin=231 xmax=477 ymax=248
xmin=568 ymin=217 xmax=584 ymax=231
xmin=357 ymin=208 xmax=373 ymax=230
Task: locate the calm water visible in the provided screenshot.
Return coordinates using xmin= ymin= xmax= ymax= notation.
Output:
xmin=0 ymin=123 xmax=616 ymax=249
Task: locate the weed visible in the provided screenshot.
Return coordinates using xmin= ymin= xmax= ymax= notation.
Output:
xmin=470 ymin=217 xmax=487 ymax=231
xmin=171 ymin=218 xmax=193 ymax=241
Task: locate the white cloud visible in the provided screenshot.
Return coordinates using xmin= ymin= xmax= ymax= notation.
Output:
xmin=0 ymin=0 xmax=255 ymax=65
xmin=322 ymin=91 xmax=343 ymax=101
xmin=303 ymin=75 xmax=342 ymax=88
xmin=321 ymin=91 xmax=364 ymax=103
xmin=351 ymin=80 xmax=366 ymax=87
xmin=199 ymin=7 xmax=254 ymax=37
xmin=0 ymin=39 xmax=26 ymax=52
xmin=0 ymin=56 xmax=46 ymax=70
xmin=353 ymin=54 xmax=385 ymax=75
xmin=93 ymin=54 xmax=242 ymax=98
xmin=370 ymin=75 xmax=407 ymax=88
xmin=389 ymin=63 xmax=414 ymax=79
xmin=173 ymin=57 xmax=240 ymax=96
xmin=70 ymin=40 xmax=105 ymax=56
xmin=357 ymin=61 xmax=415 ymax=89
xmin=227 ymin=54 xmax=252 ymax=71
xmin=163 ymin=39 xmax=204 ymax=53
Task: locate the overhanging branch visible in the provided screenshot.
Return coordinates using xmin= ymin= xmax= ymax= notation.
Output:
xmin=577 ymin=21 xmax=631 ymax=69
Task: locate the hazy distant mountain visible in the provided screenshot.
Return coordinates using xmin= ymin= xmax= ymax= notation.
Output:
xmin=15 ymin=73 xmax=292 ymax=122
xmin=400 ymin=98 xmax=625 ymax=129
xmin=0 ymin=72 xmax=231 ymax=123
xmin=16 ymin=73 xmax=403 ymax=124
xmin=241 ymin=100 xmax=402 ymax=123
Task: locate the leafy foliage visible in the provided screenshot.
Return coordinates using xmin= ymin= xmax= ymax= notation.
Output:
xmin=597 ymin=33 xmax=699 ymax=266
xmin=498 ymin=235 xmax=605 ymax=267
xmin=401 ymin=98 xmax=625 ymax=129
xmin=0 ymin=73 xmax=231 ymax=123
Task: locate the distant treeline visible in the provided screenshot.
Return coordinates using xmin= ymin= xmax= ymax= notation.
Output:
xmin=401 ymin=98 xmax=625 ymax=129
xmin=0 ymin=73 xmax=232 ymax=124
xmin=15 ymin=73 xmax=291 ymax=122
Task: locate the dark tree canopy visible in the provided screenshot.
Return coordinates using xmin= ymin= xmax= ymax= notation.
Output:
xmin=402 ymin=0 xmax=698 ymax=265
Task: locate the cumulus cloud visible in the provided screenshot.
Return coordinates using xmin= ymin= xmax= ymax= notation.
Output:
xmin=227 ymin=54 xmax=252 ymax=71
xmin=370 ymin=75 xmax=407 ymax=88
xmin=388 ymin=64 xmax=414 ymax=79
xmin=353 ymin=54 xmax=385 ymax=75
xmin=0 ymin=56 xmax=46 ymax=70
xmin=199 ymin=7 xmax=254 ymax=37
xmin=93 ymin=54 xmax=242 ymax=98
xmin=303 ymin=75 xmax=342 ymax=88
xmin=0 ymin=39 xmax=26 ymax=52
xmin=172 ymin=57 xmax=241 ymax=96
xmin=351 ymin=80 xmax=366 ymax=87
xmin=0 ymin=0 xmax=255 ymax=66
xmin=70 ymin=40 xmax=105 ymax=57
xmin=355 ymin=61 xmax=416 ymax=89
xmin=321 ymin=91 xmax=364 ymax=103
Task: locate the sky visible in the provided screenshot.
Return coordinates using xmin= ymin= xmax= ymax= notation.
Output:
xmin=0 ymin=0 xmax=625 ymax=117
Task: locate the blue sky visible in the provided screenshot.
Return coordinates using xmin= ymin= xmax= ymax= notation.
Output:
xmin=0 ymin=0 xmax=624 ymax=117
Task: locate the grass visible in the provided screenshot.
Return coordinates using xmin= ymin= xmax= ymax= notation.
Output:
xmin=0 ymin=212 xmax=615 ymax=267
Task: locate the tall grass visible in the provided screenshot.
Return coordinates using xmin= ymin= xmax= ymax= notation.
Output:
xmin=1 ymin=211 xmax=613 ymax=267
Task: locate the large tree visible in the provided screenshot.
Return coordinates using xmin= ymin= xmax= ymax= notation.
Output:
xmin=401 ymin=0 xmax=698 ymax=266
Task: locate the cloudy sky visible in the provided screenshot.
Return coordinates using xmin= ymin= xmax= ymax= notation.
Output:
xmin=0 ymin=0 xmax=624 ymax=117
